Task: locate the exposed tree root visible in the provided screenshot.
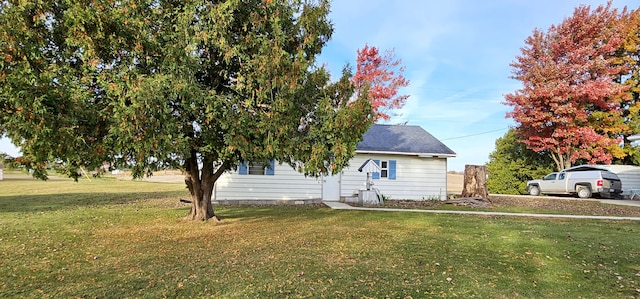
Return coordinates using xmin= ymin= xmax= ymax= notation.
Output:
xmin=443 ymin=197 xmax=492 ymax=208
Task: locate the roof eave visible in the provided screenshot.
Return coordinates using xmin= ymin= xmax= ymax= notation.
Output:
xmin=356 ymin=150 xmax=456 ymax=158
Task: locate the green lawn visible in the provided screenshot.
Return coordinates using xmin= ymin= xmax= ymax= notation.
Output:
xmin=1 ymin=173 xmax=639 ymax=298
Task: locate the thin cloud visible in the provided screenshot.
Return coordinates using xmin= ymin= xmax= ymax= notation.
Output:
xmin=320 ymin=0 xmax=637 ymax=170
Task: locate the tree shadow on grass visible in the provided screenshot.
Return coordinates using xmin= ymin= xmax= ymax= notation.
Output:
xmin=0 ymin=191 xmax=187 ymax=213
xmin=214 ymin=204 xmax=335 ymax=223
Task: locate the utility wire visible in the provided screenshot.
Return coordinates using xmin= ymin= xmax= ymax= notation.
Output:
xmin=440 ymin=127 xmax=510 ymax=141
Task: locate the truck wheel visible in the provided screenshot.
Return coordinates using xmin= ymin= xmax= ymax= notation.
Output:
xmin=528 ymin=185 xmax=540 ymax=196
xmin=577 ymin=186 xmax=592 ymax=198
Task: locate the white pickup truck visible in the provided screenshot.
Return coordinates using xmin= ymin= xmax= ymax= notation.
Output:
xmin=526 ymin=165 xmax=622 ymax=198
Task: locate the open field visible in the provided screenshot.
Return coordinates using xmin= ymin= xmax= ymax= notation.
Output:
xmin=447 ymin=173 xmax=464 ymax=194
xmin=1 ymin=173 xmax=640 ymax=298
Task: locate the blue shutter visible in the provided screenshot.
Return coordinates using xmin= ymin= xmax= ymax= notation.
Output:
xmin=389 ymin=160 xmax=396 ymax=180
xmin=265 ymin=160 xmax=275 ymax=175
xmin=238 ymin=161 xmax=248 ymax=175
xmin=372 ymin=159 xmax=380 ymax=179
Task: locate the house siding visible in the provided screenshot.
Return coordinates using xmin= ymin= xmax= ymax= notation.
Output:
xmin=214 ymin=154 xmax=449 ymax=201
xmin=341 ymin=154 xmax=448 ymax=200
xmin=213 ymin=162 xmax=322 ymax=201
xmin=601 ymin=165 xmax=640 ymax=197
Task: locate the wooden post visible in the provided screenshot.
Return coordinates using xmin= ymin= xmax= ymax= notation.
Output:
xmin=461 ymin=164 xmax=489 ymax=200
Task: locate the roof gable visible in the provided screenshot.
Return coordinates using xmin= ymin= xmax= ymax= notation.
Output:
xmin=356 ymin=124 xmax=456 ymax=156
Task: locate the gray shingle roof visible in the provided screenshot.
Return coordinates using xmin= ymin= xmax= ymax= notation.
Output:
xmin=356 ymin=124 xmax=456 ymax=156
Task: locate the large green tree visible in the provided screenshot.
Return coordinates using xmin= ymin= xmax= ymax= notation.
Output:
xmin=0 ymin=0 xmax=375 ymax=220
xmin=486 ymin=129 xmax=555 ymax=195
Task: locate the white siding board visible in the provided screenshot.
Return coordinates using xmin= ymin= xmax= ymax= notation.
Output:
xmin=601 ymin=165 xmax=640 ymax=195
xmin=214 ymin=153 xmax=450 ymax=201
xmin=214 ymin=163 xmax=321 ymax=201
xmin=340 ymin=154 xmax=448 ymax=200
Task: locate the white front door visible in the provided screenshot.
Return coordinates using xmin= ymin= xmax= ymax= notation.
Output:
xmin=322 ymin=174 xmax=341 ymax=201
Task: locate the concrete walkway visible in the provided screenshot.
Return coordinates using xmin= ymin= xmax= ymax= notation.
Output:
xmin=598 ymin=199 xmax=640 ymax=207
xmin=322 ymin=201 xmax=640 ymax=221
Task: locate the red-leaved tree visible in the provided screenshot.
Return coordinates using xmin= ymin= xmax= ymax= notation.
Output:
xmin=351 ymin=45 xmax=409 ymax=121
xmin=504 ymin=3 xmax=629 ymax=171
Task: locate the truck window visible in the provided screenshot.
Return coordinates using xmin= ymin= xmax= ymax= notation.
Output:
xmin=558 ymin=173 xmax=565 ymax=180
xmin=543 ymin=173 xmax=557 ymax=180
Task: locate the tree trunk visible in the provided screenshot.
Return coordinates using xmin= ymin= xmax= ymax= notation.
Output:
xmin=183 ymin=152 xmax=226 ymax=221
xmin=461 ymin=164 xmax=489 ymax=200
xmin=551 ymin=151 xmax=572 ymax=171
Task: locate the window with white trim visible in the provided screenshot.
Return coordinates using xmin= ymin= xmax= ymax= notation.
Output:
xmin=380 ymin=161 xmax=388 ymax=178
xmin=248 ymin=162 xmax=267 ymax=175
xmin=373 ymin=159 xmax=396 ymax=180
xmin=239 ymin=160 xmax=275 ymax=175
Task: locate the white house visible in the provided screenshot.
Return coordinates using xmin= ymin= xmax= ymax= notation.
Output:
xmin=212 ymin=124 xmax=456 ymax=203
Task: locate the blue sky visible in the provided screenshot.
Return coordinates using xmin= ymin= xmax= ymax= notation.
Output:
xmin=316 ymin=0 xmax=638 ymax=171
xmin=1 ymin=0 xmax=637 ymax=170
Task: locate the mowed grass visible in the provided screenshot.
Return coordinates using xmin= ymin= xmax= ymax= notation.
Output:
xmin=381 ymin=196 xmax=640 ymax=217
xmin=1 ymin=173 xmax=639 ymax=298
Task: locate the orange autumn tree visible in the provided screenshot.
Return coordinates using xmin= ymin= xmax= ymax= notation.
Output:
xmin=504 ymin=3 xmax=629 ymax=171
xmin=351 ymin=45 xmax=409 ymax=121
xmin=617 ymin=7 xmax=640 ymax=164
